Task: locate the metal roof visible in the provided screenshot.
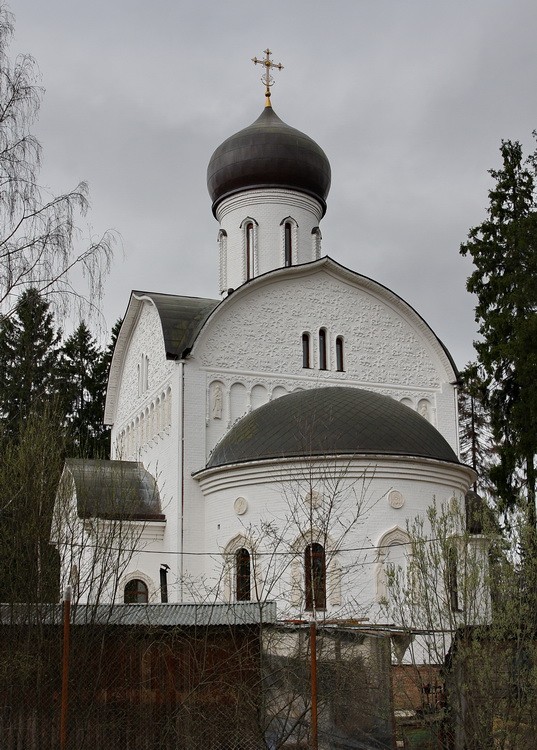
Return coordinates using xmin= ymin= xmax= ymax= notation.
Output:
xmin=65 ymin=459 xmax=165 ymax=521
xmin=133 ymin=291 xmax=219 ymax=360
xmin=0 ymin=601 xmax=277 ymax=627
xmin=207 ymin=386 xmax=460 ymax=469
xmin=207 ymin=105 xmax=331 ymax=216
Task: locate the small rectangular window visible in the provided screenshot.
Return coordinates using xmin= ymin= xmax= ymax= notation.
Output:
xmin=284 ymin=222 xmax=292 ymax=266
xmin=336 ymin=337 xmax=344 ymax=371
xmin=319 ymin=329 xmax=327 ymax=370
xmin=302 ymin=333 xmax=310 ymax=368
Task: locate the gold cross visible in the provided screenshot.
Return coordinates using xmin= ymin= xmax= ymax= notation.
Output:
xmin=252 ymin=48 xmax=284 ymax=106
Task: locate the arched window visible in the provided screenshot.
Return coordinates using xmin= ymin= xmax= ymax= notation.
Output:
xmin=319 ymin=328 xmax=327 ymax=370
xmin=284 ymin=221 xmax=292 ymax=266
xmin=124 ymin=579 xmax=149 ymax=604
xmin=305 ymin=543 xmax=326 ymax=610
xmin=236 ymin=548 xmax=251 ymax=601
xmin=245 ymin=222 xmax=254 ymax=280
xmin=302 ymin=332 xmax=311 ymax=368
xmin=336 ymin=336 xmax=344 ymax=372
xmin=376 ymin=527 xmax=410 ymax=602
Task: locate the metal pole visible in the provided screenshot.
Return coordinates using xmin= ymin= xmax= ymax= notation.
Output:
xmin=60 ymin=586 xmax=72 ymax=750
xmin=160 ymin=564 xmax=169 ymax=603
xmin=310 ymin=618 xmax=318 ymax=750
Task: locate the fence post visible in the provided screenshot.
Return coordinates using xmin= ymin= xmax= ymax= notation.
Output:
xmin=60 ymin=586 xmax=72 ymax=750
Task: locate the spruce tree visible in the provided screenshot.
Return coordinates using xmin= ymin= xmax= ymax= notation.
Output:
xmin=0 ymin=287 xmax=61 ymax=438
xmin=458 ymin=364 xmax=496 ymax=499
xmin=460 ymin=139 xmax=537 ymax=531
xmin=59 ymin=321 xmax=109 ymax=458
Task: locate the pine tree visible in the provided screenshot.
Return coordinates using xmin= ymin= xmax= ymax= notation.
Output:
xmin=59 ymin=321 xmax=109 ymax=458
xmin=460 ymin=139 xmax=537 ymax=530
xmin=103 ymin=317 xmax=122 ymax=371
xmin=0 ymin=287 xmax=61 ymax=438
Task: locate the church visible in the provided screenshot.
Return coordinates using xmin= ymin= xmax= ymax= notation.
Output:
xmin=53 ymin=51 xmax=476 ymax=625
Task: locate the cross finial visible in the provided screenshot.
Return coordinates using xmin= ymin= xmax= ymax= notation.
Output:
xmin=252 ymin=48 xmax=284 ymax=107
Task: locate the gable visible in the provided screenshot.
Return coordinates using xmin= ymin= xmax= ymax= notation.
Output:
xmin=105 ymin=295 xmax=173 ymax=426
xmin=192 ymin=257 xmax=456 ymax=389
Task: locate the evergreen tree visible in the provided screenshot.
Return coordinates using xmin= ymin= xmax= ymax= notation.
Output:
xmin=59 ymin=321 xmax=109 ymax=458
xmin=0 ymin=287 xmax=61 ymax=438
xmin=103 ymin=317 xmax=122 ymax=372
xmin=458 ymin=364 xmax=496 ymax=499
xmin=460 ymin=139 xmax=537 ymax=531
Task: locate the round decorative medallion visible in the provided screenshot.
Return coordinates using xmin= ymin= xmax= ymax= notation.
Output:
xmin=304 ymin=490 xmax=322 ymax=509
xmin=234 ymin=496 xmax=248 ymax=515
xmin=388 ymin=490 xmax=405 ymax=509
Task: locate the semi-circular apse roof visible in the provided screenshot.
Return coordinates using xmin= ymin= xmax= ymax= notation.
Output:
xmin=207 ymin=387 xmax=459 ymax=469
xmin=207 ymin=105 xmax=331 ymax=216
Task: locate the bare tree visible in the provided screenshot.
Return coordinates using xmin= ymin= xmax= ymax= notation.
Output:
xmin=0 ymin=4 xmax=113 ymax=321
xmin=188 ymin=457 xmax=393 ymax=750
xmin=380 ymin=498 xmax=537 ymax=749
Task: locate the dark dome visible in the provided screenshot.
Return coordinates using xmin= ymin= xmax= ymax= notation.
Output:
xmin=207 ymin=106 xmax=331 ymax=216
xmin=207 ymin=387 xmax=459 ymax=469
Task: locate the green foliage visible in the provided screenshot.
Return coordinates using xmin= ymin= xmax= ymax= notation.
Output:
xmin=460 ymin=139 xmax=537 ymax=522
xmin=0 ymin=406 xmax=64 ymax=602
xmin=458 ymin=364 xmax=496 ymax=499
xmin=0 ymin=286 xmax=62 ymax=438
xmin=0 ymin=286 xmax=119 ymax=602
xmin=59 ymin=321 xmax=110 ymax=458
xmin=384 ymin=499 xmax=537 ymax=748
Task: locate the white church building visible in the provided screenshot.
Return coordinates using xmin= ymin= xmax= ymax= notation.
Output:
xmin=53 ymin=59 xmax=476 ymax=625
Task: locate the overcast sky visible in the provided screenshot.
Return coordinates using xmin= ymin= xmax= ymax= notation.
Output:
xmin=11 ymin=0 xmax=537 ymax=368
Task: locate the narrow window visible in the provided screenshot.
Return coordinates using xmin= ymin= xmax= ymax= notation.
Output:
xmin=284 ymin=221 xmax=292 ymax=266
xmin=311 ymin=226 xmax=322 ymax=259
xmin=218 ymin=229 xmax=228 ymax=294
xmin=144 ymin=354 xmax=149 ymax=391
xmin=124 ymin=579 xmax=149 ymax=604
xmin=236 ymin=548 xmax=251 ymax=601
xmin=246 ymin=222 xmax=254 ymax=280
xmin=319 ymin=328 xmax=327 ymax=370
xmin=336 ymin=336 xmax=344 ymax=372
xmin=305 ymin=543 xmax=326 ymax=610
xmin=447 ymin=547 xmax=460 ymax=612
xmin=302 ymin=333 xmax=311 ymax=368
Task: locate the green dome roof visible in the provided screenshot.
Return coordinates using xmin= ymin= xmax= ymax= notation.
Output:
xmin=207 ymin=387 xmax=459 ymax=469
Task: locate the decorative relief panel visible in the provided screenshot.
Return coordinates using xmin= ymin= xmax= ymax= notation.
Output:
xmin=203 ymin=374 xmax=444 ymax=458
xmin=196 ymin=275 xmax=441 ymax=388
xmin=115 ymin=301 xmax=173 ymax=427
xmin=388 ymin=490 xmax=405 ymax=509
xmin=115 ymin=386 xmax=172 ymax=460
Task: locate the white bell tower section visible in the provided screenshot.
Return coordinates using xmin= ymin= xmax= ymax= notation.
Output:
xmin=216 ymin=189 xmax=323 ymax=294
xmin=207 ymin=50 xmax=331 ymax=297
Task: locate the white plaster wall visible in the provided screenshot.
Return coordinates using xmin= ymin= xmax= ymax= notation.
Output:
xmin=192 ymin=266 xmax=458 ymax=454
xmin=107 ymin=301 xmax=186 ymax=603
xmin=216 ymin=189 xmax=323 ymax=290
xmin=102 ymin=267 xmax=460 ymax=605
xmin=196 ymin=456 xmax=474 ymax=621
xmin=112 ymin=301 xmax=174 ymax=436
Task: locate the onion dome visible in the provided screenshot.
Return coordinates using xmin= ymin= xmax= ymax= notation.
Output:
xmin=207 ymin=387 xmax=459 ymax=469
xmin=207 ymin=105 xmax=331 ymax=217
